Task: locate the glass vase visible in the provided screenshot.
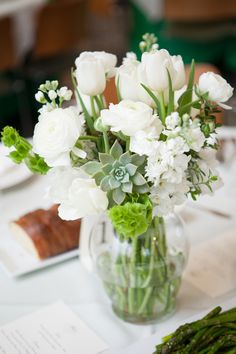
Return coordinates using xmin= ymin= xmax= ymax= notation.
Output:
xmin=90 ymin=213 xmax=188 ymax=324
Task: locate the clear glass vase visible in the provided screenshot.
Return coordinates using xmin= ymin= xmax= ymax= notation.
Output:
xmin=90 ymin=213 xmax=188 ymax=324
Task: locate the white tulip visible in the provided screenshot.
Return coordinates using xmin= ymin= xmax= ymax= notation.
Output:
xmin=138 ymin=49 xmax=175 ymax=92
xmin=198 ymin=72 xmax=233 ymax=109
xmin=116 ymin=58 xmax=140 ymax=101
xmin=100 ymin=100 xmax=154 ymax=136
xmin=171 ymin=55 xmax=186 ymax=90
xmin=47 ymin=167 xmax=108 ymax=220
xmin=33 ymin=107 xmax=84 ymax=167
xmin=75 ymin=51 xmax=117 ymax=96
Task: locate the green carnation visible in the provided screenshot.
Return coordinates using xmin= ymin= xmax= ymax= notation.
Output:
xmin=108 ymin=198 xmax=152 ymax=239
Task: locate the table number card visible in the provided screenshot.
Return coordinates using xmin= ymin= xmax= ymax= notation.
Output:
xmin=185 ymin=229 xmax=236 ymax=298
xmin=0 ymin=301 xmax=108 ymax=354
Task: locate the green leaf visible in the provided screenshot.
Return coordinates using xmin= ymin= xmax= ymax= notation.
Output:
xmin=110 ymin=140 xmax=123 ymax=159
xmin=119 ymin=151 xmax=131 ymax=165
xmin=167 ymin=69 xmax=174 ymax=115
xmin=112 ymin=188 xmax=126 ymax=205
xmin=177 ymin=59 xmax=195 ymax=115
xmin=93 ymin=171 xmax=105 ymax=185
xmin=109 ymin=176 xmax=121 ymax=190
xmin=141 ymin=83 xmax=161 ymax=114
xmin=82 ymin=161 xmax=101 ymax=175
xmin=102 ymin=163 xmax=113 ymax=174
xmin=100 ymin=176 xmax=111 ymax=192
xmin=131 ymin=154 xmax=146 ymax=166
xmin=132 ymin=172 xmax=147 ymax=186
xmin=121 ymin=181 xmax=133 ymax=193
xmin=125 ymin=163 xmax=137 ymax=176
xmin=133 ymin=184 xmax=149 ymax=194
xmin=99 ymin=153 xmax=114 ymax=165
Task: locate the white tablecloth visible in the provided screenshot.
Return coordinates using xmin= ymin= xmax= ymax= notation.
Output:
xmin=0 ymin=166 xmax=236 ymax=353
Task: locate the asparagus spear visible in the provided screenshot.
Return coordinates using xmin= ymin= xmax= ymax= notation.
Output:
xmin=153 ymin=306 xmax=236 ymax=354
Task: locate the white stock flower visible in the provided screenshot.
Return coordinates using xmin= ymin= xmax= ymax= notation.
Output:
xmin=138 ymin=49 xmax=185 ymax=92
xmin=100 ymin=100 xmax=154 ymax=136
xmin=198 ymin=72 xmax=233 ymax=109
xmin=35 ymin=91 xmax=45 ymax=103
xmin=165 ymin=112 xmax=181 ymax=130
xmin=182 ymin=125 xmax=205 ymax=152
xmin=151 ymin=180 xmax=189 ymax=216
xmin=47 ymin=167 xmax=108 ymax=220
xmin=130 ymin=117 xmax=163 ymax=156
xmin=145 ymin=137 xmax=190 ymax=186
xmin=75 ymin=51 xmax=117 ymax=96
xmin=57 ymin=87 xmax=73 ymax=101
xmin=33 ymin=107 xmax=84 ymax=167
xmin=48 ymin=90 xmax=57 ymax=100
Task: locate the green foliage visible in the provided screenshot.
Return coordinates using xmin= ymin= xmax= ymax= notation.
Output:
xmin=1 ymin=126 xmax=50 ymax=174
xmin=177 ymin=59 xmax=196 ymax=116
xmin=108 ymin=195 xmax=153 ymax=239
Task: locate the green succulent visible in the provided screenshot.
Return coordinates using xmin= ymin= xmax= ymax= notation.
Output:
xmin=82 ymin=140 xmax=149 ymax=205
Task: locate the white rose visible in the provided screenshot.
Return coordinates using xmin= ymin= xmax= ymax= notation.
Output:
xmin=100 ymin=100 xmax=154 ymax=136
xmin=198 ymin=72 xmax=233 ymax=109
xmin=138 ymin=49 xmax=175 ymax=92
xmin=48 ymin=167 xmax=108 ymax=220
xmin=33 ymin=107 xmax=84 ymax=167
xmin=75 ymin=51 xmax=117 ymax=96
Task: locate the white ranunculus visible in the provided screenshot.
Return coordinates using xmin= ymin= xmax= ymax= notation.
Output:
xmin=75 ymin=51 xmax=117 ymax=96
xmin=198 ymin=72 xmax=233 ymax=109
xmin=48 ymin=167 xmax=108 ymax=220
xmin=171 ymin=55 xmax=186 ymax=90
xmin=138 ymin=49 xmax=175 ymax=92
xmin=100 ymin=100 xmax=154 ymax=136
xmin=33 ymin=107 xmax=84 ymax=167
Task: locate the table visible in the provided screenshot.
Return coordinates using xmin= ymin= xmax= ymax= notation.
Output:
xmin=0 ymin=166 xmax=236 ymax=353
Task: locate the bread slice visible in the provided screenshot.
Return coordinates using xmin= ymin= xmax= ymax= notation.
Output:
xmin=10 ymin=206 xmax=81 ymax=260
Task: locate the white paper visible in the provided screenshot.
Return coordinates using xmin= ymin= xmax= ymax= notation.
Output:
xmin=0 ymin=301 xmax=108 ymax=354
xmin=184 ymin=229 xmax=236 ymax=297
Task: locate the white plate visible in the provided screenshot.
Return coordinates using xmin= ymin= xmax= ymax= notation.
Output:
xmin=0 ymin=222 xmax=79 ymax=277
xmin=0 ymin=143 xmax=32 ymax=190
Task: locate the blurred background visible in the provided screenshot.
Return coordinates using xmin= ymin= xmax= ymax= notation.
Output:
xmin=0 ymin=0 xmax=235 ymax=137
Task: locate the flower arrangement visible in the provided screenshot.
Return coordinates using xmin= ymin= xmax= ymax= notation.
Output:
xmin=1 ymin=33 xmax=233 ymax=323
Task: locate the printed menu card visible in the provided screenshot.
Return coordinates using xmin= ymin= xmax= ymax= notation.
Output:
xmin=0 ymin=301 xmax=108 ymax=354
